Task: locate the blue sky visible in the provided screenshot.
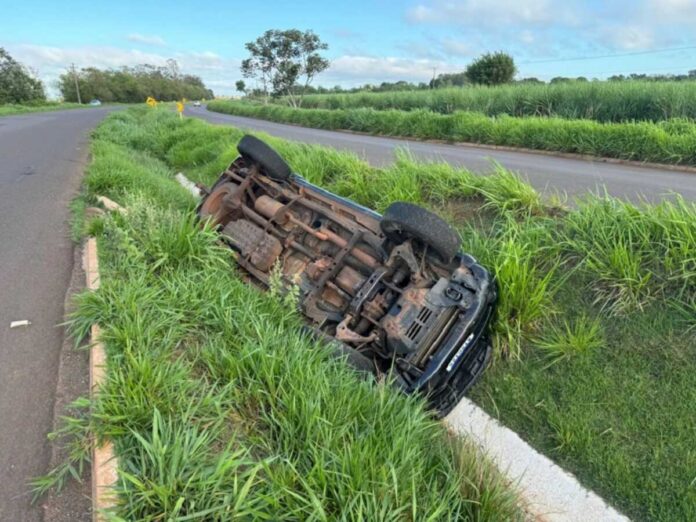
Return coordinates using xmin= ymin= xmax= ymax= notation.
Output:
xmin=3 ymin=0 xmax=696 ymax=97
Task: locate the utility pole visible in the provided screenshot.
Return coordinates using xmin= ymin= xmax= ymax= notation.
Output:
xmin=70 ymin=63 xmax=82 ymax=104
xmin=431 ymin=67 xmax=437 ymax=89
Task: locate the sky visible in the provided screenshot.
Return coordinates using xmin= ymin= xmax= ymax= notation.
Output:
xmin=2 ymin=0 xmax=696 ymax=98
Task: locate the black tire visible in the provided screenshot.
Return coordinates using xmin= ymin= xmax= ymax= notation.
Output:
xmin=331 ymin=341 xmax=376 ymax=375
xmin=381 ymin=202 xmax=461 ymax=263
xmin=237 ymin=135 xmax=291 ymax=181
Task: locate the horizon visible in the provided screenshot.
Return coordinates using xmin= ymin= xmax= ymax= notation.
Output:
xmin=3 ymin=0 xmax=696 ymax=98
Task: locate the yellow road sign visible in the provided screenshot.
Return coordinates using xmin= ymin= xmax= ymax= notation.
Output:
xmin=176 ymin=101 xmax=184 ymax=113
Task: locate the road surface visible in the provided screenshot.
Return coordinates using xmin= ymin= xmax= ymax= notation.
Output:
xmin=187 ymin=106 xmax=696 ymax=203
xmin=0 ymin=107 xmax=114 ymax=521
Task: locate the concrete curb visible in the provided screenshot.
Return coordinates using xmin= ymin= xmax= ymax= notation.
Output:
xmin=445 ymin=398 xmax=630 ymax=522
xmin=82 ymin=238 xmax=118 ymax=522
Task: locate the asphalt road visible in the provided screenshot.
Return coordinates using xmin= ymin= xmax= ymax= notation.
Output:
xmin=187 ymin=106 xmax=696 ymax=203
xmin=0 ymin=107 xmax=114 ymax=521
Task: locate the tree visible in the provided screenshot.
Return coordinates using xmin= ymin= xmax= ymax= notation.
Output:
xmin=430 ymin=71 xmax=468 ymax=89
xmin=57 ymin=63 xmax=213 ymax=103
xmin=235 ymin=80 xmax=246 ymax=94
xmin=465 ymin=52 xmax=516 ymax=86
xmin=517 ymin=77 xmax=544 ymax=84
xmin=0 ymin=48 xmax=45 ymax=104
xmin=241 ymin=29 xmax=329 ymax=107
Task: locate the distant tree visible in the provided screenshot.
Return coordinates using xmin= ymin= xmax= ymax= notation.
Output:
xmin=549 ymin=76 xmax=572 ymax=84
xmin=235 ymin=80 xmax=246 ymax=94
xmin=57 ymin=62 xmax=213 ymax=103
xmin=517 ymin=77 xmax=544 ymax=84
xmin=430 ymin=71 xmax=468 ymax=88
xmin=0 ymin=48 xmax=46 ymax=104
xmin=241 ymin=29 xmax=329 ymax=107
xmin=465 ymin=52 xmax=516 ymax=86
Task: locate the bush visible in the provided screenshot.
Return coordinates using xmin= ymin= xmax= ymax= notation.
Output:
xmin=207 ymin=100 xmax=696 ymax=166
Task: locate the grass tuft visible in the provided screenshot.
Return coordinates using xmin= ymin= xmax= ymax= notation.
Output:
xmin=533 ymin=314 xmax=604 ymax=367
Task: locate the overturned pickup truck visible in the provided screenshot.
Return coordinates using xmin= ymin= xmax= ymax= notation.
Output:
xmin=197 ymin=136 xmax=496 ymax=415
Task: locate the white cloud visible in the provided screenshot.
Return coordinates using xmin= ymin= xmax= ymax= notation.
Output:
xmin=321 ymin=55 xmax=463 ymax=86
xmin=601 ymin=25 xmax=656 ymax=50
xmin=6 ymin=44 xmax=241 ymax=98
xmin=645 ymin=0 xmax=696 ymax=22
xmin=520 ymin=31 xmax=535 ymax=45
xmin=127 ymin=33 xmax=167 ymax=47
xmin=440 ymin=38 xmax=472 ymax=58
xmin=406 ymin=0 xmax=563 ymax=27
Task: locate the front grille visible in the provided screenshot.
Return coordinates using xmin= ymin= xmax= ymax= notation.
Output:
xmin=410 ymin=307 xmax=458 ymax=367
xmin=406 ymin=305 xmax=434 ymax=341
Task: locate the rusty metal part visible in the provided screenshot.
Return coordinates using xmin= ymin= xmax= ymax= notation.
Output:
xmin=363 ymin=292 xmax=388 ymax=320
xmin=334 ymin=265 xmax=365 ymax=295
xmin=336 ymin=315 xmax=378 ymax=344
xmin=381 ymin=287 xmax=428 ymax=346
xmin=254 ymin=195 xmax=285 ymax=222
xmin=306 ymin=257 xmax=333 ymax=280
xmin=198 ymin=183 xmax=239 ymax=226
xmin=319 ymin=228 xmax=378 ymax=268
xmin=255 ymin=195 xmax=379 ymax=269
xmin=386 ymin=241 xmax=428 ymax=285
xmin=222 ymin=219 xmax=282 ymax=271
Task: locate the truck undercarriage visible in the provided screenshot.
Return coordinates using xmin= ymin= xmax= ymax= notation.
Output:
xmin=197 ymin=135 xmax=496 ymax=415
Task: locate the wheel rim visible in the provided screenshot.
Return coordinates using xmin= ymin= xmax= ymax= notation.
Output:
xmin=200 ymin=184 xmax=234 ymax=226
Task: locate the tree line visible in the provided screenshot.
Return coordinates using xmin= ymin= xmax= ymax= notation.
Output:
xmin=58 ymin=60 xmax=213 ymax=103
xmin=0 ymin=48 xmax=213 ymax=105
xmin=0 ymin=48 xmax=46 ymax=104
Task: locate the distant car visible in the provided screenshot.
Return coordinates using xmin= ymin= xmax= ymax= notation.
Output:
xmin=197 ymin=135 xmax=497 ymax=415
xmin=89 ymin=99 xmax=101 ymax=106
xmin=193 ymin=100 xmax=202 ymax=107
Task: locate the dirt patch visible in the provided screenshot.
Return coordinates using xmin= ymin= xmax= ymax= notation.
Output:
xmin=42 ymin=245 xmax=91 ymax=522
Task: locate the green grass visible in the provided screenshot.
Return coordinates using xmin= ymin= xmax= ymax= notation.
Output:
xmin=207 ymin=100 xmax=696 ymax=167
xmin=0 ymin=102 xmax=86 ymax=117
xmin=46 ymin=107 xmax=696 ymax=520
xmin=40 ymin=106 xmax=523 ymax=520
xmin=296 ymin=81 xmax=696 ymax=123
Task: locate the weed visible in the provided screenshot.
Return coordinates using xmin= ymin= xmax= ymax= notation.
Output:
xmin=533 ymin=315 xmax=604 ymax=367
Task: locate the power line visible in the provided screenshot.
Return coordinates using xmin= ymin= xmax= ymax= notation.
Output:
xmin=520 ymin=63 xmax=696 ymax=79
xmin=519 ymin=45 xmax=696 ymax=65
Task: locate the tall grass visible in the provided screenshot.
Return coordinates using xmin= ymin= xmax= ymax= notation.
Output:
xmin=48 ymin=196 xmax=522 ymax=520
xmin=0 ymin=102 xmax=85 ymax=117
xmin=49 ymin=107 xmax=696 ymax=520
xmin=207 ymin=101 xmax=696 ymax=166
xmin=296 ymin=81 xmax=696 ymax=123
xmin=562 ymin=196 xmax=696 ymax=313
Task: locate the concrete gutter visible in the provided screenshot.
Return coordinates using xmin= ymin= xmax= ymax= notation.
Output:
xmin=445 ymin=398 xmax=630 ymax=521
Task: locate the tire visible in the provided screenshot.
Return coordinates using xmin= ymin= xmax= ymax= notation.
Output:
xmin=381 ymin=202 xmax=461 ymax=263
xmin=237 ymin=135 xmax=291 ymax=181
xmin=330 ymin=341 xmax=376 ymax=375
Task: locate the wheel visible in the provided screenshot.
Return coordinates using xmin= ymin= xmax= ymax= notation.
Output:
xmin=237 ymin=135 xmax=291 ymax=181
xmin=381 ymin=202 xmax=461 ymax=263
xmin=330 ymin=341 xmax=376 ymax=375
xmin=198 ymin=182 xmax=237 ymax=226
